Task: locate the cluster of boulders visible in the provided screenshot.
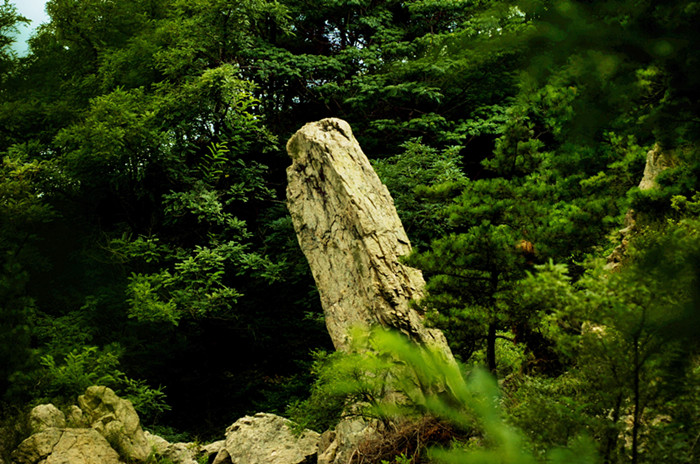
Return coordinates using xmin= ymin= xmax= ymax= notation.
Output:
xmin=12 ymin=386 xmax=149 ymax=464
xmin=10 ymin=386 xmax=323 ymax=464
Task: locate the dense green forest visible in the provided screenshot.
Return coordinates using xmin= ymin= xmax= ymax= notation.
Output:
xmin=1 ymin=0 xmax=698 ymax=462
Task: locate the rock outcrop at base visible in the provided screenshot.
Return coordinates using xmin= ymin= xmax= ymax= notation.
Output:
xmin=144 ymin=431 xmax=199 ymax=464
xmin=12 ymin=428 xmax=124 ymax=464
xmin=78 ymin=385 xmax=151 ymax=462
xmin=12 ymin=388 xmax=320 ymax=464
xmin=11 ymin=387 xmax=150 ymax=464
xmin=316 ymin=416 xmax=383 ymax=464
xmin=286 ymin=118 xmax=453 ymax=359
xmin=211 ymin=413 xmax=320 ymax=464
xmin=28 ymin=405 xmax=66 ymax=433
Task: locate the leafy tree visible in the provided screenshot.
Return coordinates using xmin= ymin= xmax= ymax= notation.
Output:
xmin=373 ymin=139 xmax=466 ymax=249
xmin=394 ymin=105 xmax=639 ymax=374
xmin=0 ymin=154 xmax=53 ymax=399
xmin=378 ymin=0 xmax=700 ymax=380
xmin=512 ymin=0 xmax=700 ymax=216
xmin=217 ymin=0 xmax=525 ymax=159
xmin=509 ymin=208 xmax=700 ymax=463
xmin=0 ymin=0 xmax=26 ymax=75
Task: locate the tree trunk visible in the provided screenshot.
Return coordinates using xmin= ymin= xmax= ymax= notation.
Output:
xmin=632 ymin=337 xmax=642 ymax=464
xmin=487 ymin=322 xmax=497 ymax=373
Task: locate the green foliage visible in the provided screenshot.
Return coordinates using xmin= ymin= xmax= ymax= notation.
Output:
xmin=382 ymin=452 xmax=412 ymax=464
xmin=0 ymin=2 xmax=304 ymax=429
xmin=121 ymin=378 xmax=171 ymax=422
xmin=517 ymin=0 xmax=700 ymax=147
xmin=126 ymin=272 xmax=180 ymax=324
xmin=305 ymin=328 xmax=599 ymax=464
xmin=509 ymin=214 xmax=700 ymax=463
xmin=8 ymin=343 xmax=170 ymax=424
xmin=504 ymin=374 xmax=596 ymax=457
xmin=285 ymin=350 xmax=346 ymax=433
xmin=0 ymin=260 xmax=35 ymax=399
xmin=374 ymin=139 xmax=466 ymax=248
xmin=0 ymin=0 xmax=27 ymax=79
xmin=0 ymin=403 xmax=31 ymax=464
xmin=36 ymin=346 xmax=124 ymax=399
xmin=145 ymin=425 xmax=193 ymax=446
xmin=0 ymin=155 xmax=55 ymax=398
xmin=0 ymin=1 xmax=26 ymax=48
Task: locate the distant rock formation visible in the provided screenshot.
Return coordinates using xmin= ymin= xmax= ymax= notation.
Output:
xmin=607 ymin=143 xmax=678 ymax=271
xmin=286 ymin=118 xmax=453 ymax=360
xmin=638 ymin=143 xmax=676 ymax=192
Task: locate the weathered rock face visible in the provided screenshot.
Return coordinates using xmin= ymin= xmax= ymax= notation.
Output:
xmin=211 ymin=413 xmax=320 ymax=464
xmin=286 ymin=118 xmax=453 ymax=358
xmin=11 ymin=428 xmax=124 ymax=464
xmin=78 ymin=385 xmax=151 ymax=462
xmin=200 ymin=439 xmax=226 ymax=462
xmin=11 ymin=387 xmax=236 ymax=464
xmin=66 ymin=405 xmax=88 ymax=428
xmin=28 ymin=405 xmax=66 ymax=433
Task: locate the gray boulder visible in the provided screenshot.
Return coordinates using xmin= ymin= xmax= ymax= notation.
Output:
xmin=78 ymin=386 xmax=151 ymax=462
xmin=317 ymin=417 xmax=382 ymax=464
xmin=212 ymin=413 xmax=320 ymax=464
xmin=144 ymin=431 xmax=198 ymax=464
xmin=28 ymin=405 xmax=66 ymax=433
xmin=11 ymin=428 xmax=124 ymax=464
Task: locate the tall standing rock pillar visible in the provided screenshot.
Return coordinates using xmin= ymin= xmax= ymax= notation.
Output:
xmin=286 ymin=118 xmax=452 ymax=359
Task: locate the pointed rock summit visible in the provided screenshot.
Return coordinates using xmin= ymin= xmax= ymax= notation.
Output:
xmin=286 ymin=118 xmax=452 ymax=358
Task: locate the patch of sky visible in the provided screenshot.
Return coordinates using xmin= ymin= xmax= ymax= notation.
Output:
xmin=9 ymin=0 xmax=49 ymax=56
